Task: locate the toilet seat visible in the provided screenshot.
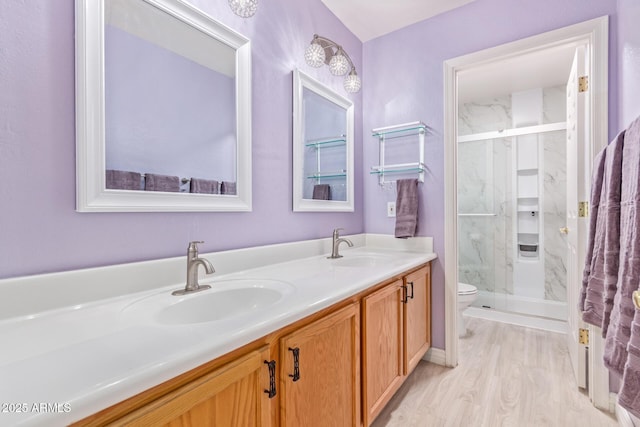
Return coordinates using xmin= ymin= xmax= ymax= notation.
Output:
xmin=458 ymin=282 xmax=477 ymax=295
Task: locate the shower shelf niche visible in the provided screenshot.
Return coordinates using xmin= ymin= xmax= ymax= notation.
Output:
xmin=371 ymin=121 xmax=426 ymax=186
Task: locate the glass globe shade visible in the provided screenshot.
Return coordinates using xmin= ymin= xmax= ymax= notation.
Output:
xmin=228 ymin=0 xmax=258 ymax=18
xmin=329 ymin=52 xmax=350 ymax=76
xmin=305 ymin=42 xmax=326 ymax=68
xmin=343 ymin=72 xmax=361 ymax=93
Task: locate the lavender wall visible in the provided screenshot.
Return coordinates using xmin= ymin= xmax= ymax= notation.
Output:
xmin=362 ymin=0 xmax=618 ymax=349
xmin=617 ymin=0 xmax=640 ymax=130
xmin=0 ymin=0 xmax=363 ymax=279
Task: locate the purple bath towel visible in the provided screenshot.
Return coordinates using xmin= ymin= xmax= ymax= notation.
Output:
xmin=581 ymin=133 xmax=624 ymax=333
xmin=105 ymin=169 xmax=142 ymax=190
xmin=604 ymin=116 xmax=640 ymax=377
xmin=220 ymin=181 xmax=236 ymax=195
xmin=614 ymin=115 xmax=640 ymax=418
xmin=312 ymin=184 xmax=331 ymax=200
xmin=600 ymin=134 xmax=625 ymax=336
xmin=190 ymin=178 xmax=219 ymax=194
xmin=144 ymin=173 xmax=180 ymax=192
xmin=395 ymin=178 xmax=419 ymax=238
xmin=579 ymin=146 xmax=606 ymax=316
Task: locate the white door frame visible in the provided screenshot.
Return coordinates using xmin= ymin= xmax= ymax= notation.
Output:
xmin=443 ymin=16 xmax=609 ymax=408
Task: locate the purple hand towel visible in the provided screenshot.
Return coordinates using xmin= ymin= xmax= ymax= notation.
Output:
xmin=221 ymin=181 xmax=236 ymax=195
xmin=581 ymin=133 xmax=624 ymax=332
xmin=190 ymin=178 xmax=219 ymax=194
xmin=604 ymin=117 xmax=640 ymax=376
xmin=105 ymin=169 xmax=142 ymax=190
xmin=612 ymin=116 xmax=640 ymax=419
xmin=312 ymin=184 xmax=331 ymax=200
xmin=395 ymin=178 xmax=419 ymax=238
xmin=144 ymin=173 xmax=180 ymax=192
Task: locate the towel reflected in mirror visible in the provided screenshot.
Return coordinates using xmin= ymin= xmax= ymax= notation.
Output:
xmin=312 ymin=184 xmax=331 ymax=200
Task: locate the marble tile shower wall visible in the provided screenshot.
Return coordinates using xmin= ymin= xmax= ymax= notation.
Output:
xmin=457 ymin=86 xmax=567 ymax=302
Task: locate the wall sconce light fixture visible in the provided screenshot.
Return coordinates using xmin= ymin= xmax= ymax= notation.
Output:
xmin=228 ymin=0 xmax=258 ymax=18
xmin=304 ymin=34 xmax=361 ymax=94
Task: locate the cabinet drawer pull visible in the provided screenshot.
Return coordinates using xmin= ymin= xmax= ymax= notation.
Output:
xmin=408 ymin=281 xmax=414 ymax=299
xmin=401 ymin=285 xmax=408 ymax=304
xmin=288 ymin=347 xmax=301 ymax=382
xmin=264 ymin=360 xmax=277 ymax=398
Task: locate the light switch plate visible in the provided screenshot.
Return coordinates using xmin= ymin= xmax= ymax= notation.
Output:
xmin=387 ymin=202 xmax=396 ymax=217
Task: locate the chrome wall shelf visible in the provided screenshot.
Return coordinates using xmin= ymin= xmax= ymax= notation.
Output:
xmin=306 ymin=134 xmax=346 ymax=182
xmin=305 ymin=135 xmax=346 ymax=148
xmin=306 ymin=170 xmax=347 ymax=179
xmin=371 ymin=121 xmax=426 ymax=186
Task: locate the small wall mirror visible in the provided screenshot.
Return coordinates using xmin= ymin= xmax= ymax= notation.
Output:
xmin=75 ymin=0 xmax=252 ymax=212
xmin=292 ymin=69 xmax=354 ymax=212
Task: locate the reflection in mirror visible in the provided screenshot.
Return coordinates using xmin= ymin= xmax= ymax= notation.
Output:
xmin=75 ymin=0 xmax=252 ymax=211
xmin=293 ymin=69 xmax=354 ymax=212
xmin=105 ymin=0 xmax=236 ymax=193
xmin=302 ymin=88 xmax=347 ymax=201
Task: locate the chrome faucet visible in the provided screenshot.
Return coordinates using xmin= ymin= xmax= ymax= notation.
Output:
xmin=172 ymin=241 xmax=215 ymax=296
xmin=328 ymin=228 xmax=353 ymax=259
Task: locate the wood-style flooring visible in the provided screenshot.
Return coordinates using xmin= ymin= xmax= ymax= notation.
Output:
xmin=371 ymin=317 xmax=617 ymax=427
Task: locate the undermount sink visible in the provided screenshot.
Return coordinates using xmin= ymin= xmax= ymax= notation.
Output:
xmin=329 ymin=254 xmax=389 ymax=268
xmin=122 ymin=279 xmax=295 ymax=325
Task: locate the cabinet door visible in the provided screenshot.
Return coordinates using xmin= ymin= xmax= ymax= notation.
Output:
xmin=362 ymin=279 xmax=404 ymax=427
xmin=280 ymin=303 xmax=360 ymax=427
xmin=111 ymin=346 xmax=273 ymax=427
xmin=404 ymin=265 xmax=431 ymax=375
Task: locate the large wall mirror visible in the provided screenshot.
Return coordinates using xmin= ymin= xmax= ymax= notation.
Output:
xmin=75 ymin=0 xmax=252 ymax=212
xmin=292 ymin=69 xmax=354 ymax=212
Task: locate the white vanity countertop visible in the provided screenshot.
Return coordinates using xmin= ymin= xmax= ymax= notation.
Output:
xmin=0 ymin=240 xmax=436 ymax=426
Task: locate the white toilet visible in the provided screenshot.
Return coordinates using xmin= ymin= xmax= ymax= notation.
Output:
xmin=458 ymin=282 xmax=478 ymax=337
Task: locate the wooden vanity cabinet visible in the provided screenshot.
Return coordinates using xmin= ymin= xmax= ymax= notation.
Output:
xmin=279 ymin=303 xmax=361 ymax=427
xmin=404 ymin=265 xmax=431 ymax=375
xmin=362 ymin=264 xmax=431 ymax=426
xmin=103 ymin=346 xmax=273 ymax=427
xmin=362 ymin=279 xmax=405 ymax=426
xmin=75 ymin=262 xmax=430 ymax=427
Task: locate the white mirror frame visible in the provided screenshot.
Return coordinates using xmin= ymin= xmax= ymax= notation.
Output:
xmin=75 ymin=0 xmax=252 ymax=212
xmin=292 ymin=69 xmax=354 ymax=212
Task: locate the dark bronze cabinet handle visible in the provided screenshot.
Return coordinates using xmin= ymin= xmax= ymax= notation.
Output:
xmin=408 ymin=281 xmax=414 ymax=299
xmin=264 ymin=360 xmax=276 ymax=398
xmin=402 ymin=285 xmax=408 ymax=303
xmin=288 ymin=347 xmax=300 ymax=382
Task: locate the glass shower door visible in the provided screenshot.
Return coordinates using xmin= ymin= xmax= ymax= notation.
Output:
xmin=457 ymin=137 xmax=511 ymax=311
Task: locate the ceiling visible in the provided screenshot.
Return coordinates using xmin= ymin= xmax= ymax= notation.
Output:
xmin=320 ymin=0 xmax=476 ymax=42
xmin=320 ymin=0 xmax=576 ymax=103
xmin=458 ymin=44 xmax=576 ymax=103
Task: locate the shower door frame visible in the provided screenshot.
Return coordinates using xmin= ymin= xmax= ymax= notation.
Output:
xmin=443 ymin=16 xmax=609 ymax=409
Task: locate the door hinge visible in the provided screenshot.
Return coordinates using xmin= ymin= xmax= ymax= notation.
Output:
xmin=578 ymin=75 xmax=589 ymax=93
xmin=578 ymin=201 xmax=589 ymax=218
xmin=579 ymin=328 xmax=589 ymax=345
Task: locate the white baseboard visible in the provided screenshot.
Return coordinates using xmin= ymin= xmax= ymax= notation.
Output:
xmin=423 ymin=347 xmax=446 ymax=366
